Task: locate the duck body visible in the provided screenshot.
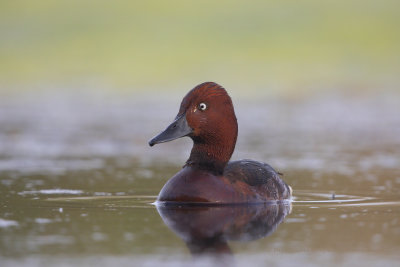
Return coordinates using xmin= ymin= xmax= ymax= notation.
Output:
xmin=149 ymin=82 xmax=292 ymax=204
xmin=158 ymin=160 xmax=291 ymax=204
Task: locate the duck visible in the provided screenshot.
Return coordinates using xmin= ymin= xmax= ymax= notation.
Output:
xmin=149 ymin=82 xmax=292 ymax=204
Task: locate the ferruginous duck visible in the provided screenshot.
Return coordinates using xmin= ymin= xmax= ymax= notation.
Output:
xmin=149 ymin=82 xmax=292 ymax=204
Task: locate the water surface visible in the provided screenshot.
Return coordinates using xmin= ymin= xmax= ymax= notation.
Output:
xmin=1 ymin=91 xmax=399 ymax=266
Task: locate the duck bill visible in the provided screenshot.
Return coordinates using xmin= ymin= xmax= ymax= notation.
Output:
xmin=149 ymin=114 xmax=192 ymax=146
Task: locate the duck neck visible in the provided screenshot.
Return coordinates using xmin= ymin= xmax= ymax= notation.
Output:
xmin=186 ymin=134 xmax=237 ymax=175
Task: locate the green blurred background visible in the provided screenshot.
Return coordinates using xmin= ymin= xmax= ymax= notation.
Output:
xmin=1 ymin=0 xmax=399 ymax=96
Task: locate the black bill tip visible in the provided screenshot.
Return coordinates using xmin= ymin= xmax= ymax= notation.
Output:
xmin=148 ymin=139 xmax=156 ymax=147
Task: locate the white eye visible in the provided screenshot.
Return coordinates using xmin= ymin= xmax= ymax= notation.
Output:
xmin=199 ymin=103 xmax=207 ymax=111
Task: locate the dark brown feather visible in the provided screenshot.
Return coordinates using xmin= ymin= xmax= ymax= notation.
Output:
xmin=224 ymin=160 xmax=281 ymax=186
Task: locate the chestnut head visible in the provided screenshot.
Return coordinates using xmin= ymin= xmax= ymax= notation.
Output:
xmin=149 ymin=82 xmax=237 ymax=147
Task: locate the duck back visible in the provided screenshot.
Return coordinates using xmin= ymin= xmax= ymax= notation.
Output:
xmin=224 ymin=160 xmax=291 ymax=200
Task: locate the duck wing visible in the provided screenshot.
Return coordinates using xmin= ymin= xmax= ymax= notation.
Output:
xmin=224 ymin=159 xmax=281 ymax=186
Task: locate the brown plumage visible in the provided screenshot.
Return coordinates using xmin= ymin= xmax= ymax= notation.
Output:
xmin=149 ymin=82 xmax=292 ymax=204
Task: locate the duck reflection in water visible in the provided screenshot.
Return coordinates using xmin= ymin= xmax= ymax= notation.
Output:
xmin=156 ymin=203 xmax=291 ymax=265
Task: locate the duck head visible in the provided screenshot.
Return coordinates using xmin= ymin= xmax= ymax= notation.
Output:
xmin=149 ymin=82 xmax=238 ymax=174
